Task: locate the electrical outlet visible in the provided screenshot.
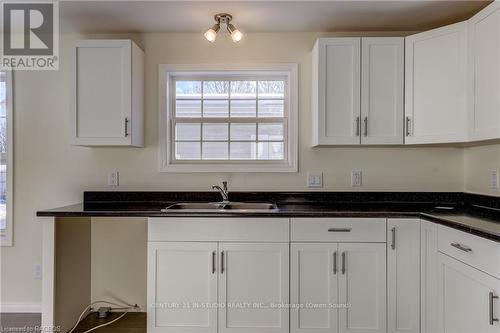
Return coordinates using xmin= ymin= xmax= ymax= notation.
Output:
xmin=491 ymin=170 xmax=499 ymax=189
xmin=351 ymin=170 xmax=362 ymax=187
xmin=34 ymin=264 xmax=42 ymax=280
xmin=307 ymin=172 xmax=323 ymax=188
xmin=107 ymin=170 xmax=119 ymax=187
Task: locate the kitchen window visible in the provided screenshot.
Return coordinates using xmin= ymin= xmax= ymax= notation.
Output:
xmin=159 ymin=64 xmax=298 ymax=172
xmin=0 ymin=71 xmax=13 ymax=246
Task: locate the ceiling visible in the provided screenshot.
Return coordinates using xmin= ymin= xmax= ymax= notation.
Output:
xmin=60 ymin=0 xmax=492 ymax=34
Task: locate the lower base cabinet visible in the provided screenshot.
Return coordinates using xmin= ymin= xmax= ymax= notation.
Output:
xmin=387 ymin=219 xmax=420 ymax=333
xmin=291 ymin=242 xmax=386 ymax=333
xmin=147 ymin=241 xmax=289 ymax=333
xmin=438 ymin=253 xmax=500 ymax=333
xmin=147 ymin=242 xmax=218 ymax=333
xmin=147 ymin=217 xmax=500 ymax=333
xmin=218 ymin=243 xmax=289 ymax=333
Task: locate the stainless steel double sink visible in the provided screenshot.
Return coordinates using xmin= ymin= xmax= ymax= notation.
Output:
xmin=162 ymin=202 xmax=278 ymax=213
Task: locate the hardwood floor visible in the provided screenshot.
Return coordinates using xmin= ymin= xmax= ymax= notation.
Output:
xmin=0 ymin=312 xmax=145 ymax=333
xmin=72 ymin=312 xmax=146 ymax=333
xmin=0 ymin=313 xmax=41 ymax=330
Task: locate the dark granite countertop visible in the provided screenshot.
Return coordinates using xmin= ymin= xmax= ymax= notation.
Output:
xmin=36 ymin=191 xmax=500 ymax=242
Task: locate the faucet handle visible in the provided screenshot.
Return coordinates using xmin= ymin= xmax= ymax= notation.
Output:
xmin=222 ymin=181 xmax=228 ymax=191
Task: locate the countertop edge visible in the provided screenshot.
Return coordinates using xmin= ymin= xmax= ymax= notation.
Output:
xmin=36 ymin=206 xmax=500 ymax=243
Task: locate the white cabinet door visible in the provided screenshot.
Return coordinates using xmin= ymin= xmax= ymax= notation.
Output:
xmin=420 ymin=221 xmax=439 ymax=333
xmin=387 ymin=219 xmax=420 ymax=333
xmin=291 ymin=243 xmax=339 ymax=333
xmin=361 ymin=38 xmax=404 ymax=145
xmin=469 ymin=2 xmax=500 ymax=141
xmin=72 ymin=39 xmax=144 ymax=146
xmin=338 ymin=243 xmax=386 ymax=333
xmin=147 ymin=242 xmax=218 ymax=333
xmin=312 ymin=38 xmax=361 ymax=145
xmin=218 ymin=243 xmax=289 ymax=333
xmin=438 ymin=253 xmax=500 ymax=333
xmin=405 ymin=22 xmax=468 ymax=144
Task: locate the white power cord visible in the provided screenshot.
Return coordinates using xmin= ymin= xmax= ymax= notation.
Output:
xmin=67 ymin=300 xmax=139 ymax=333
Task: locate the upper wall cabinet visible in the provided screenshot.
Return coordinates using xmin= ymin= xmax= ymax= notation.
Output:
xmin=312 ymin=38 xmax=361 ymax=145
xmin=72 ymin=40 xmax=144 ymax=147
xmin=312 ymin=37 xmax=404 ymax=146
xmin=405 ymin=22 xmax=469 ymax=144
xmin=469 ymin=2 xmax=500 ymax=141
xmin=361 ymin=38 xmax=404 ymax=145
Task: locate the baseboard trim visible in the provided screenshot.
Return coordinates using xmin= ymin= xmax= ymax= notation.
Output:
xmin=1 ymin=303 xmax=41 ymax=313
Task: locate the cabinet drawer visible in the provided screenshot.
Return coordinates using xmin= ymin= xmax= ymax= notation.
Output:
xmin=291 ymin=218 xmax=386 ymax=242
xmin=438 ymin=225 xmax=500 ymax=278
xmin=148 ymin=217 xmax=289 ymax=242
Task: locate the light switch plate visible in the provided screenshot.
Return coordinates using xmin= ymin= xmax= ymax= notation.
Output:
xmin=107 ymin=170 xmax=119 ymax=187
xmin=351 ymin=170 xmax=362 ymax=187
xmin=307 ymin=172 xmax=323 ymax=188
xmin=491 ymin=170 xmax=499 ymax=189
xmin=34 ymin=264 xmax=42 ymax=280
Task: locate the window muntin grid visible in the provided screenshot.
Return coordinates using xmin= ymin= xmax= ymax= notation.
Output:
xmin=171 ymin=77 xmax=288 ymax=162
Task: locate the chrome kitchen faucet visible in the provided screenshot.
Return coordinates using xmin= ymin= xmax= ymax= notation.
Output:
xmin=212 ymin=181 xmax=229 ymax=204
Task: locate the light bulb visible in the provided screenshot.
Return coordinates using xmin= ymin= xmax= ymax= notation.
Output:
xmin=204 ymin=23 xmax=220 ymax=43
xmin=231 ymin=29 xmax=243 ymax=42
xmin=227 ymin=23 xmax=243 ymax=43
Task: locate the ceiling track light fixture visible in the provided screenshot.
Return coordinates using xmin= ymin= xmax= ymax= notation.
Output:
xmin=204 ymin=13 xmax=243 ymax=43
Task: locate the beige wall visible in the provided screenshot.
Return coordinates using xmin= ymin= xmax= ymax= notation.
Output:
xmin=465 ymin=143 xmax=500 ymax=196
xmin=1 ymin=32 xmax=468 ymax=305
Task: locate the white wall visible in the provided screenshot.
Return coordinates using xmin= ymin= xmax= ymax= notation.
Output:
xmin=1 ymin=32 xmax=466 ymax=306
xmin=465 ymin=143 xmax=500 ymax=196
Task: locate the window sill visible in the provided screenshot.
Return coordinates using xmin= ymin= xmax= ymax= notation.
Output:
xmin=160 ymin=161 xmax=298 ymax=173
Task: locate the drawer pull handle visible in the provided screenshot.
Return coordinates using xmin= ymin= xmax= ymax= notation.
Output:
xmin=341 ymin=252 xmax=346 ymax=275
xmin=391 ymin=227 xmax=396 ymax=250
xmin=333 ymin=251 xmax=337 ymax=275
xmin=328 ymin=228 xmax=352 ymax=233
xmin=450 ymin=242 xmax=472 ymax=253
xmin=489 ymin=292 xmax=499 ymax=325
xmin=212 ymin=251 xmax=216 ymax=274
xmin=220 ymin=251 xmax=225 ymax=274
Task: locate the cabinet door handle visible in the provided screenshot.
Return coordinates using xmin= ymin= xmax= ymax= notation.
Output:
xmin=333 ymin=251 xmax=338 ymax=275
xmin=341 ymin=252 xmax=346 ymax=275
xmin=328 ymin=228 xmax=352 ymax=233
xmin=124 ymin=117 xmax=129 ymax=137
xmin=405 ymin=117 xmax=411 ymax=136
xmin=220 ymin=251 xmax=225 ymax=274
xmin=391 ymin=227 xmax=396 ymax=250
xmin=489 ymin=292 xmax=499 ymax=325
xmin=450 ymin=242 xmax=472 ymax=253
xmin=364 ymin=117 xmax=368 ymax=136
xmin=212 ymin=251 xmax=216 ymax=274
xmin=355 ymin=117 xmax=361 ymax=137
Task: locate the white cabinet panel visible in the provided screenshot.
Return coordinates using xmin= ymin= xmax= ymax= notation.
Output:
xmin=291 ymin=218 xmax=386 ymax=243
xmin=438 ymin=224 xmax=500 ymax=279
xmin=218 ymin=243 xmax=289 ymax=333
xmin=312 ymin=37 xmax=404 ymax=146
xmin=387 ymin=219 xmax=420 ymax=333
xmin=148 ymin=218 xmax=289 ymax=242
xmin=312 ymin=38 xmax=361 ymax=145
xmin=361 ymin=38 xmax=404 ymax=145
xmin=405 ymin=22 xmax=468 ymax=144
xmin=438 ymin=253 xmax=500 ymax=333
xmin=72 ymin=39 xmax=144 ymax=146
xmin=338 ymin=243 xmax=386 ymax=333
xmin=147 ymin=242 xmax=218 ymax=333
xmin=469 ymin=2 xmax=500 ymax=141
xmin=420 ymin=221 xmax=439 ymax=333
xmin=291 ymin=243 xmax=338 ymax=333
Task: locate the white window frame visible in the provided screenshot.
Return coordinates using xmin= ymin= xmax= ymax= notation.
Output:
xmin=159 ymin=64 xmax=298 ymax=173
xmin=1 ymin=71 xmax=13 ymax=246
